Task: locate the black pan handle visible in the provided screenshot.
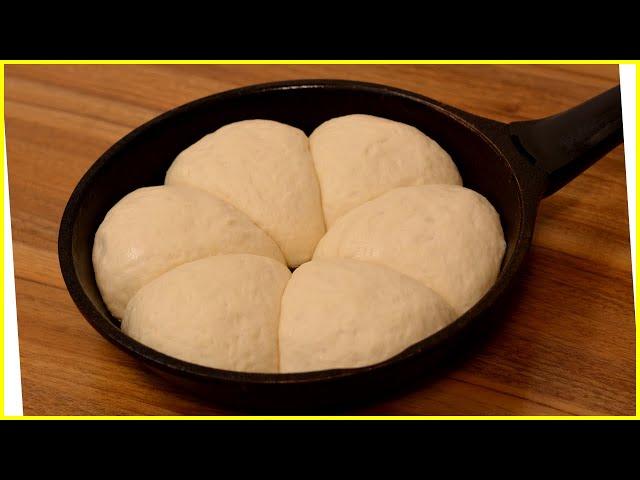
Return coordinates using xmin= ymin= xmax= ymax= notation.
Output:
xmin=509 ymin=85 xmax=623 ymax=197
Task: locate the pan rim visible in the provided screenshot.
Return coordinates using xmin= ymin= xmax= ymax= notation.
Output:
xmin=58 ymin=78 xmax=533 ymax=386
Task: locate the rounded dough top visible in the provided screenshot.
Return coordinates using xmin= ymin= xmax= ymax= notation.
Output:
xmin=310 ymin=114 xmax=462 ymax=227
xmin=92 ymin=185 xmax=284 ymax=319
xmin=165 ymin=119 xmax=326 ymax=267
xmin=314 ymin=185 xmax=506 ymax=315
xmin=279 ymin=258 xmax=456 ymax=373
xmin=122 ymin=254 xmax=291 ymax=373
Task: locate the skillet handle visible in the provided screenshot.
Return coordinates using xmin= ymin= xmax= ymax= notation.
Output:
xmin=509 ymin=85 xmax=623 ymax=197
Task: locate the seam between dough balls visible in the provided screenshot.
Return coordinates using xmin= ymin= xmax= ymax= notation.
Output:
xmin=93 ymin=184 xmax=286 ymax=319
xmin=164 ymin=119 xmax=326 ymax=267
xmin=309 ymin=114 xmax=462 ymax=227
xmin=313 ymin=184 xmax=506 ymax=316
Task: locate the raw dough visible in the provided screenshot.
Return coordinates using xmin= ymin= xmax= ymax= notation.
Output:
xmin=314 ymin=185 xmax=506 ymax=315
xmin=122 ymin=254 xmax=291 ymax=373
xmin=165 ymin=119 xmax=325 ymax=266
xmin=310 ymin=114 xmax=462 ymax=227
xmin=279 ymin=258 xmax=456 ymax=372
xmin=93 ymin=185 xmax=284 ymax=319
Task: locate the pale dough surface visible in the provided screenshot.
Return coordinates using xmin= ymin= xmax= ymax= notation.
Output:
xmin=93 ymin=185 xmax=284 ymax=319
xmin=122 ymin=254 xmax=291 ymax=373
xmin=310 ymin=114 xmax=462 ymax=227
xmin=279 ymin=258 xmax=456 ymax=372
xmin=165 ymin=119 xmax=325 ymax=266
xmin=314 ymin=185 xmax=506 ymax=315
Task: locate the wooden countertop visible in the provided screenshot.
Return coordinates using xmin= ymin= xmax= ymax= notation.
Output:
xmin=5 ymin=64 xmax=635 ymax=415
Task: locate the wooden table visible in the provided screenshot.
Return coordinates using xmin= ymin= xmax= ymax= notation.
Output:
xmin=6 ymin=64 xmax=635 ymax=415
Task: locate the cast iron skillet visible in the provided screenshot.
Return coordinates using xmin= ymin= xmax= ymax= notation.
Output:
xmin=58 ymin=80 xmax=623 ymax=411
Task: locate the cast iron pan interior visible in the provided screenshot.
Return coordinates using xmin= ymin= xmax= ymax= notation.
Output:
xmin=58 ymin=80 xmax=623 ymax=411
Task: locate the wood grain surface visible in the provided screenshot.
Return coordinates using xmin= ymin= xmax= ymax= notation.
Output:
xmin=5 ymin=64 xmax=635 ymax=416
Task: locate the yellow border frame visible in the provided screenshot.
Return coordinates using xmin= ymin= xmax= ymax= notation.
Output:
xmin=1 ymin=63 xmax=5 ymax=418
xmin=0 ymin=60 xmax=637 ymax=65
xmin=1 ymin=60 xmax=638 ymax=420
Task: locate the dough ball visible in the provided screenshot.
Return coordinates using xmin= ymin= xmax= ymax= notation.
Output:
xmin=314 ymin=185 xmax=506 ymax=315
xmin=310 ymin=114 xmax=462 ymax=227
xmin=93 ymin=185 xmax=284 ymax=319
xmin=165 ymin=119 xmax=326 ymax=267
xmin=122 ymin=254 xmax=291 ymax=373
xmin=279 ymin=258 xmax=456 ymax=372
